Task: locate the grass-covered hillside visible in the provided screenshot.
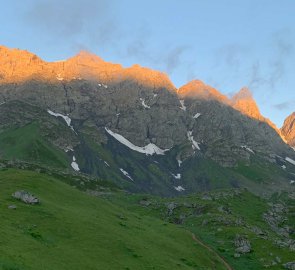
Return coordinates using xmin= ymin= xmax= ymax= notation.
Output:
xmin=0 ymin=168 xmax=230 ymax=270
xmin=111 ymin=190 xmax=295 ymax=270
xmin=0 ymin=166 xmax=294 ymax=269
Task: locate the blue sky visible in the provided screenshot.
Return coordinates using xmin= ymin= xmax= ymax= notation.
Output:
xmin=1 ymin=0 xmax=294 ymax=126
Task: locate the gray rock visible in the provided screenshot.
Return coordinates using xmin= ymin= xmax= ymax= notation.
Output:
xmin=234 ymin=234 xmax=251 ymax=254
xmin=139 ymin=199 xmax=152 ymax=207
xmin=284 ymin=262 xmax=295 ymax=270
xmin=201 ymin=194 xmax=212 ymax=200
xmin=166 ymin=202 xmax=177 ymax=216
xmin=8 ymin=205 xmax=17 ymax=210
xmin=12 ymin=190 xmax=40 ymax=205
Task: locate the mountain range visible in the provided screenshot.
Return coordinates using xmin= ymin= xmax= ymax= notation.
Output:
xmin=0 ymin=45 xmax=295 ymax=196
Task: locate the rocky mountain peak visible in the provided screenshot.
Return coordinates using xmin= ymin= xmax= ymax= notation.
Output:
xmin=121 ymin=64 xmax=175 ymax=90
xmin=232 ymin=87 xmax=253 ymax=100
xmin=281 ymin=112 xmax=295 ymax=147
xmin=67 ymin=50 xmax=105 ymax=65
xmin=230 ymin=87 xmax=281 ymax=135
xmin=177 ymin=80 xmax=229 ymax=103
xmin=231 ymin=87 xmax=262 ymax=119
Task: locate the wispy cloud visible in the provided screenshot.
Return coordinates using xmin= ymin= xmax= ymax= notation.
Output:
xmin=124 ymin=26 xmax=190 ymax=75
xmin=23 ymin=0 xmax=118 ymax=47
xmin=273 ymin=101 xmax=295 ymax=111
xmin=161 ymin=46 xmax=189 ymax=74
xmin=248 ymin=29 xmax=294 ymax=91
xmin=215 ymin=44 xmax=249 ymax=73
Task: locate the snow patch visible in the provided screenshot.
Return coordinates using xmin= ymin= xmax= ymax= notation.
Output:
xmin=105 ymin=128 xmax=169 ymax=155
xmin=104 ymin=161 xmax=110 ymax=167
xmin=140 ymin=98 xmax=150 ymax=109
xmin=292 ymin=147 xmax=295 ymax=152
xmin=187 ymin=131 xmax=200 ymax=150
xmin=47 ymin=109 xmax=75 ymax=132
xmin=193 ymin=113 xmax=201 ymax=119
xmin=65 ymin=147 xmax=74 ymax=153
xmin=179 ymin=100 xmax=186 ymax=111
xmin=290 ymin=180 xmax=295 ymax=185
xmin=172 ymin=173 xmax=181 ymax=179
xmin=98 ymin=83 xmax=108 ymax=88
xmin=177 ymin=159 xmax=182 ymax=167
xmin=241 ymin=145 xmax=255 ymax=154
xmin=174 ymin=186 xmax=185 ymax=192
xmin=120 ymin=168 xmax=133 ymax=181
xmin=281 ymin=165 xmax=286 ymax=170
xmin=0 ymin=102 xmax=5 ymax=106
xmin=286 ymin=157 xmax=295 ymax=166
xmin=71 ymin=156 xmax=80 ymax=171
xmin=153 ymin=94 xmax=158 ymax=98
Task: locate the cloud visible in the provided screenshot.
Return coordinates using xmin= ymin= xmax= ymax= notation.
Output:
xmin=215 ymin=44 xmax=249 ymax=72
xmin=248 ymin=29 xmax=294 ymax=91
xmin=125 ymin=26 xmax=155 ymax=62
xmin=125 ymin=26 xmax=190 ymax=75
xmin=273 ymin=101 xmax=295 ymax=111
xmin=248 ymin=61 xmax=266 ymax=89
xmin=23 ymin=0 xmax=118 ymax=46
xmin=161 ymin=46 xmax=189 ymax=74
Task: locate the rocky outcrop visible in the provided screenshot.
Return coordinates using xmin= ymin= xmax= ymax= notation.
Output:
xmin=231 ymin=87 xmax=280 ymax=133
xmin=234 ymin=234 xmax=251 ymax=254
xmin=281 ymin=112 xmax=295 ymax=147
xmin=284 ymin=262 xmax=295 ymax=270
xmin=231 ymin=88 xmax=261 ymax=119
xmin=12 ymin=190 xmax=40 ymax=204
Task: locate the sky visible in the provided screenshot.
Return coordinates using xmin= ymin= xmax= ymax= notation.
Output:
xmin=0 ymin=0 xmax=294 ymax=127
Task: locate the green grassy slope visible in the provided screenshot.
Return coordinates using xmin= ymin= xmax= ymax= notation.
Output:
xmin=0 ymin=122 xmax=69 ymax=168
xmin=0 ymin=168 xmax=229 ymax=270
xmin=112 ymin=190 xmax=295 ymax=270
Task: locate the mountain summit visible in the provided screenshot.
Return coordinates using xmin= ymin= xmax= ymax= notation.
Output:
xmin=281 ymin=112 xmax=295 ymax=147
xmin=231 ymin=87 xmax=261 ymax=119
xmin=178 ymin=80 xmax=229 ymax=103
xmin=230 ymin=87 xmax=280 ymax=133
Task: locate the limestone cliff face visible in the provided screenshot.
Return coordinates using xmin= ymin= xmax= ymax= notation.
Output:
xmin=0 ymin=45 xmax=293 ymax=167
xmin=281 ymin=113 xmax=295 ymax=147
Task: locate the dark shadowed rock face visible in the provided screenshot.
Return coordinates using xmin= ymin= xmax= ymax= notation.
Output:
xmin=281 ymin=113 xmax=295 ymax=147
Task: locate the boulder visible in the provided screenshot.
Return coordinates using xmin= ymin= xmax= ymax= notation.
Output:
xmin=12 ymin=190 xmax=40 ymax=205
xmin=284 ymin=262 xmax=295 ymax=270
xmin=234 ymin=234 xmax=251 ymax=254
